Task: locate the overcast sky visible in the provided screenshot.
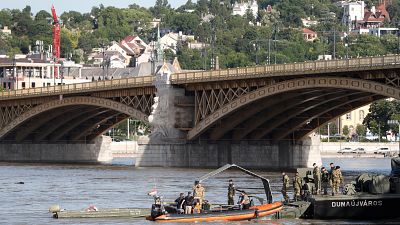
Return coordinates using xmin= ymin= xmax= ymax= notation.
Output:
xmin=0 ymin=0 xmax=188 ymax=14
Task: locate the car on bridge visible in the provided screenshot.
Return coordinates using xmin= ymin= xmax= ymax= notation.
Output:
xmin=337 ymin=148 xmax=353 ymax=154
xmin=351 ymin=148 xmax=366 ymax=154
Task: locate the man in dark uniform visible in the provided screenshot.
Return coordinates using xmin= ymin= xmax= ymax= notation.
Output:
xmin=227 ymin=179 xmax=235 ymax=205
xmin=321 ymin=167 xmax=329 ymax=195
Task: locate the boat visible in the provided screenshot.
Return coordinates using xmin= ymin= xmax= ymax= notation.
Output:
xmin=49 ymin=205 xmax=150 ymax=219
xmin=147 ymin=164 xmax=284 ymax=222
xmin=298 ymin=155 xmax=400 ymax=220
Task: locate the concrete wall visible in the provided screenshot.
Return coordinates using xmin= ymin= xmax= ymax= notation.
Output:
xmin=135 ymin=136 xmax=321 ymax=169
xmin=0 ymin=136 xmax=113 ymax=163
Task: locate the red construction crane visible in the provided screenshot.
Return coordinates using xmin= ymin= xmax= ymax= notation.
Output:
xmin=51 ymin=4 xmax=60 ymax=78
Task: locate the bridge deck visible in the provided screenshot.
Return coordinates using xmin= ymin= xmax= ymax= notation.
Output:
xmin=0 ymin=76 xmax=155 ymax=100
xmin=171 ymin=55 xmax=400 ymax=84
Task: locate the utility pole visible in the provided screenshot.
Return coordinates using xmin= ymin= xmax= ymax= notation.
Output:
xmin=333 ymin=27 xmax=336 ymax=59
xmin=397 ymin=21 xmax=400 ymax=54
xmin=268 ymin=39 xmax=271 ymax=65
xmin=102 ymin=42 xmax=105 ymax=80
xmin=274 ymin=23 xmax=278 ymax=64
xmin=211 ymin=19 xmax=216 ymax=70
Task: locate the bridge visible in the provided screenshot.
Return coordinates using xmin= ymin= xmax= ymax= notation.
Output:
xmin=0 ymin=55 xmax=399 ymax=168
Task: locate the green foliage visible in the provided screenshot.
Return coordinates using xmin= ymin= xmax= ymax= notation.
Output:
xmin=169 ymin=13 xmax=200 ymax=34
xmin=343 ymin=125 xmax=350 ymax=136
xmin=2 ymin=1 xmax=400 ymax=67
xmin=363 ymin=100 xmax=400 ymax=137
xmin=356 ymin=124 xmax=367 ymax=137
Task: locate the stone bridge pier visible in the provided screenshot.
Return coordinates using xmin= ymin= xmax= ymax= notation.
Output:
xmin=0 ymin=136 xmax=113 ymax=163
xmin=135 ymin=137 xmax=321 ymax=169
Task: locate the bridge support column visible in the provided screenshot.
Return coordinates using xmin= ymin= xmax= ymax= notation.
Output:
xmin=135 ymin=135 xmax=321 ymax=169
xmin=0 ymin=136 xmax=113 ymax=163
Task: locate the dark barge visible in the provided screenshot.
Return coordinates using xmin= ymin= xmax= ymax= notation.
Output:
xmin=308 ymin=193 xmax=400 ymax=219
xmin=301 ymin=156 xmax=400 ymax=220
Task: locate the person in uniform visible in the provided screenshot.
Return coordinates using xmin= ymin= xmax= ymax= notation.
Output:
xmin=312 ymin=163 xmax=321 ymax=194
xmin=227 ymin=179 xmax=235 ymax=205
xmin=332 ymin=166 xmax=344 ymax=196
xmin=281 ymin=172 xmax=290 ymax=203
xmin=293 ymin=172 xmax=302 ymax=201
xmin=238 ymin=191 xmax=251 ymax=209
xmin=193 ymin=181 xmax=205 ymax=205
xmin=321 ymin=167 xmax=329 ymax=195
xmin=329 ymin=162 xmax=335 ymax=190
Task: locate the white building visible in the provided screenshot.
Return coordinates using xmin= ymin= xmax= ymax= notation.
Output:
xmin=0 ymin=26 xmax=11 ymax=36
xmin=301 ymin=17 xmax=319 ymax=27
xmin=352 ymin=27 xmax=398 ymax=37
xmin=232 ymin=0 xmax=258 ymax=18
xmin=0 ymin=57 xmax=88 ymax=90
xmin=341 ymin=1 xmax=365 ymax=27
xmin=150 ymin=32 xmax=200 ymax=54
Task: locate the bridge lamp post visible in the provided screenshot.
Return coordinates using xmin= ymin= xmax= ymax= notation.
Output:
xmin=250 ymin=39 xmax=272 ymax=65
xmin=388 ymin=120 xmax=400 ymax=153
xmin=12 ymin=55 xmax=16 ymax=90
xmin=397 ymin=23 xmax=400 ymax=54
xmin=327 ymin=122 xmax=331 ymax=143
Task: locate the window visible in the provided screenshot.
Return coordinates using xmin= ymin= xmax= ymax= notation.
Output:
xmin=21 ymin=82 xmax=25 ymax=89
xmin=359 ymin=110 xmax=365 ymax=121
xmin=31 ymin=82 xmax=35 ymax=88
xmin=346 ymin=113 xmax=351 ymax=120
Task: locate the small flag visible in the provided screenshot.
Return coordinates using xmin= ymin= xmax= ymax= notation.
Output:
xmin=147 ymin=188 xmax=157 ymax=196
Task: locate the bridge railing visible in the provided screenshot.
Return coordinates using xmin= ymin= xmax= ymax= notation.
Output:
xmin=0 ymin=76 xmax=154 ymax=99
xmin=171 ymin=55 xmax=400 ymax=83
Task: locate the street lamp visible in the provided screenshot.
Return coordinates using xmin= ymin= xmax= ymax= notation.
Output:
xmin=327 ymin=122 xmax=331 ymax=143
xmin=60 ymin=62 xmax=64 ymax=85
xmin=250 ymin=39 xmax=272 ymax=65
xmin=12 ymin=55 xmax=16 ymax=90
xmin=53 ymin=58 xmax=56 ymax=86
xmin=397 ymin=22 xmax=400 ymax=54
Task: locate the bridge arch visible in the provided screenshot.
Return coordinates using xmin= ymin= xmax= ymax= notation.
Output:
xmin=188 ymin=77 xmax=400 ymax=140
xmin=0 ymin=96 xmax=149 ymax=142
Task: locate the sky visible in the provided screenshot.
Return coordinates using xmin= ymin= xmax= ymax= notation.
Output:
xmin=0 ymin=0 xmax=188 ymax=14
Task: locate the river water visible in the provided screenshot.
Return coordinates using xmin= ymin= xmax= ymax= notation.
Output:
xmin=0 ymin=157 xmax=396 ymax=224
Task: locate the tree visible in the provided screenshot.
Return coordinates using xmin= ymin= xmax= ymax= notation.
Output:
xmin=342 ymin=125 xmax=350 ymax=137
xmin=35 ymin=10 xmax=51 ymax=21
xmin=151 ymin=0 xmax=171 ymax=18
xmin=170 ymin=13 xmax=200 ymax=34
xmin=196 ymin=0 xmax=208 ymax=16
xmin=0 ymin=9 xmax=13 ymax=27
xmin=356 ymin=124 xmax=367 ymax=137
xmin=363 ymin=100 xmax=400 ymax=138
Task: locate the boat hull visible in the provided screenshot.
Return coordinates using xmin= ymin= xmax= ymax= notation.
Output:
xmin=54 ymin=208 xmax=150 ymax=219
xmin=152 ymin=202 xmax=283 ymax=222
xmin=310 ymin=194 xmax=400 ymax=220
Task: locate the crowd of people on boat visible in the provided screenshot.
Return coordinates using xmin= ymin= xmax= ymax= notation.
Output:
xmin=173 ymin=179 xmax=251 ymax=214
xmin=281 ymin=162 xmax=344 ymax=202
